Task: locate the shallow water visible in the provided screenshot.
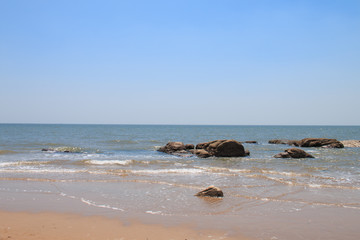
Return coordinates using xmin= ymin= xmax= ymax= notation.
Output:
xmin=1 ymin=124 xmax=360 ymax=239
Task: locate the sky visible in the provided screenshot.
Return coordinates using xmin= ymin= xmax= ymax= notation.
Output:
xmin=0 ymin=0 xmax=359 ymax=125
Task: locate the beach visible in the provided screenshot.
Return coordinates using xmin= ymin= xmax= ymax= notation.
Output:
xmin=1 ymin=124 xmax=360 ymax=239
xmin=0 ymin=210 xmax=246 ymax=240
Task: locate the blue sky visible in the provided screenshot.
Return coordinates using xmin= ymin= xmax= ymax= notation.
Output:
xmin=1 ymin=0 xmax=359 ymax=125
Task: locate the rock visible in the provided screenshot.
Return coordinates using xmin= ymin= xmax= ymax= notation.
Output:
xmin=244 ymin=141 xmax=257 ymax=144
xmin=193 ymin=149 xmax=211 ymax=158
xmin=197 ymin=140 xmax=248 ymax=157
xmin=274 ymin=148 xmax=314 ymax=158
xmin=159 ymin=140 xmax=249 ymax=158
xmin=268 ymin=139 xmax=299 ymax=146
xmin=185 ymin=144 xmax=195 ymax=149
xmin=274 ymin=152 xmax=291 ymax=158
xmin=157 ymin=142 xmax=186 ymax=154
xmin=195 ymin=186 xmax=223 ymax=197
xmin=214 ymin=140 xmax=246 ymax=157
xmin=340 ymin=140 xmax=360 ymax=148
xmin=298 ymin=138 xmax=344 ymax=148
xmin=195 ymin=142 xmax=210 ymax=149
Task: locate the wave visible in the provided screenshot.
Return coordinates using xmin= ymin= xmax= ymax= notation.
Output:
xmin=131 ymin=168 xmax=205 ymax=174
xmin=42 ymin=146 xmax=85 ymax=153
xmin=83 ymin=159 xmax=135 ymax=166
xmin=105 ymin=140 xmax=138 ymax=144
xmin=80 ymin=198 xmax=124 ymax=211
xmin=0 ymin=150 xmax=17 ymax=155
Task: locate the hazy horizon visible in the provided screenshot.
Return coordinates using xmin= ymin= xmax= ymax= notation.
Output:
xmin=1 ymin=0 xmax=359 ymax=125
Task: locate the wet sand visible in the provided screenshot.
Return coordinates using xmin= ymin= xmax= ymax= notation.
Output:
xmin=0 ymin=210 xmax=248 ymax=240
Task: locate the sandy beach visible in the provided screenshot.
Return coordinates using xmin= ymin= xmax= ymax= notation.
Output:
xmin=0 ymin=210 xmax=247 ymax=240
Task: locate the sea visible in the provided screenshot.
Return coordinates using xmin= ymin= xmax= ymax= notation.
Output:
xmin=1 ymin=124 xmax=360 ymax=240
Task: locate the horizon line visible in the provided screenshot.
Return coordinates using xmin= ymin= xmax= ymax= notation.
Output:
xmin=1 ymin=122 xmax=359 ymax=127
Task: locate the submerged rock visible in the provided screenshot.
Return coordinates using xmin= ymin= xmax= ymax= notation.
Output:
xmin=274 ymin=148 xmax=314 ymax=158
xmin=195 ymin=186 xmax=223 ymax=197
xmin=190 ymin=149 xmax=211 ymax=158
xmin=269 ymin=138 xmax=343 ymax=148
xmin=340 ymin=140 xmax=360 ymax=148
xmin=268 ymin=139 xmax=299 ymax=146
xmin=244 ymin=141 xmax=257 ymax=144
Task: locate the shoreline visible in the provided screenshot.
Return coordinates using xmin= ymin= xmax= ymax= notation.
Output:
xmin=0 ymin=210 xmax=249 ymax=240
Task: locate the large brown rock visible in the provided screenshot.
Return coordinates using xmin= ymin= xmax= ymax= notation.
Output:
xmin=157 ymin=142 xmax=186 ymax=154
xmin=299 ymin=138 xmax=344 ymax=148
xmin=196 ymin=140 xmax=248 ymax=157
xmin=159 ymin=140 xmax=249 ymax=158
xmin=274 ymin=148 xmax=314 ymax=158
xmin=195 ymin=186 xmax=223 ymax=197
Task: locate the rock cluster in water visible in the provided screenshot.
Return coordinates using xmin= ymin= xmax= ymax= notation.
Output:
xmin=274 ymin=148 xmax=314 ymax=159
xmin=269 ymin=138 xmax=344 ymax=148
xmin=158 ymin=140 xmax=250 ymax=158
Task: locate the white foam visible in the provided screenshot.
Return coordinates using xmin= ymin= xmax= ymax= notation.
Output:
xmin=86 ymin=159 xmax=134 ymax=165
xmin=133 ymin=168 xmax=204 ymax=174
xmin=80 ymin=198 xmax=124 ymax=211
xmin=145 ymin=210 xmax=163 ymax=215
xmin=0 ymin=162 xmax=18 ymax=167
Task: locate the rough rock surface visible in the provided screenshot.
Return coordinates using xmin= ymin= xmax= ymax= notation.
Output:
xmin=184 ymin=144 xmax=195 ymax=150
xmin=274 ymin=148 xmax=314 ymax=158
xmin=195 ymin=186 xmax=223 ymax=197
xmin=157 ymin=142 xmax=186 ymax=154
xmin=158 ymin=140 xmax=250 ymax=158
xmin=190 ymin=149 xmax=211 ymax=158
xmin=340 ymin=140 xmax=360 ymax=147
xmin=298 ymin=138 xmax=344 ymax=148
xmin=196 ymin=139 xmax=248 ymax=157
xmin=269 ymin=138 xmax=343 ymax=148
xmin=268 ymin=139 xmax=299 ymax=146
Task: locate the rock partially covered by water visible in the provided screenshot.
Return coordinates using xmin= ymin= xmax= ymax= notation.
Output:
xmin=157 ymin=142 xmax=186 ymax=154
xmin=298 ymin=138 xmax=344 ymax=148
xmin=269 ymin=138 xmax=344 ymax=148
xmin=196 ymin=139 xmax=249 ymax=157
xmin=274 ymin=148 xmax=314 ymax=158
xmin=158 ymin=140 xmax=250 ymax=158
xmin=195 ymin=186 xmax=223 ymax=197
xmin=268 ymin=139 xmax=300 ymax=145
xmin=243 ymin=141 xmax=257 ymax=144
xmin=340 ymin=140 xmax=360 ymax=147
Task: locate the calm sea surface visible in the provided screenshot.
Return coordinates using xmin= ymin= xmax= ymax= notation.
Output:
xmin=1 ymin=124 xmax=360 ymax=239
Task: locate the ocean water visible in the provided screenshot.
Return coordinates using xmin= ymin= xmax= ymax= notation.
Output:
xmin=1 ymin=124 xmax=360 ymax=239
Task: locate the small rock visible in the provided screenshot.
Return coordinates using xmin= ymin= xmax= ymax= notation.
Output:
xmin=244 ymin=141 xmax=257 ymax=144
xmin=185 ymin=144 xmax=195 ymax=149
xmin=274 ymin=148 xmax=314 ymax=158
xmin=195 ymin=186 xmax=223 ymax=197
xmin=193 ymin=149 xmax=211 ymax=158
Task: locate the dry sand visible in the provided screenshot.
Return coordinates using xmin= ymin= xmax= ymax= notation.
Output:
xmin=0 ymin=210 xmax=248 ymax=240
